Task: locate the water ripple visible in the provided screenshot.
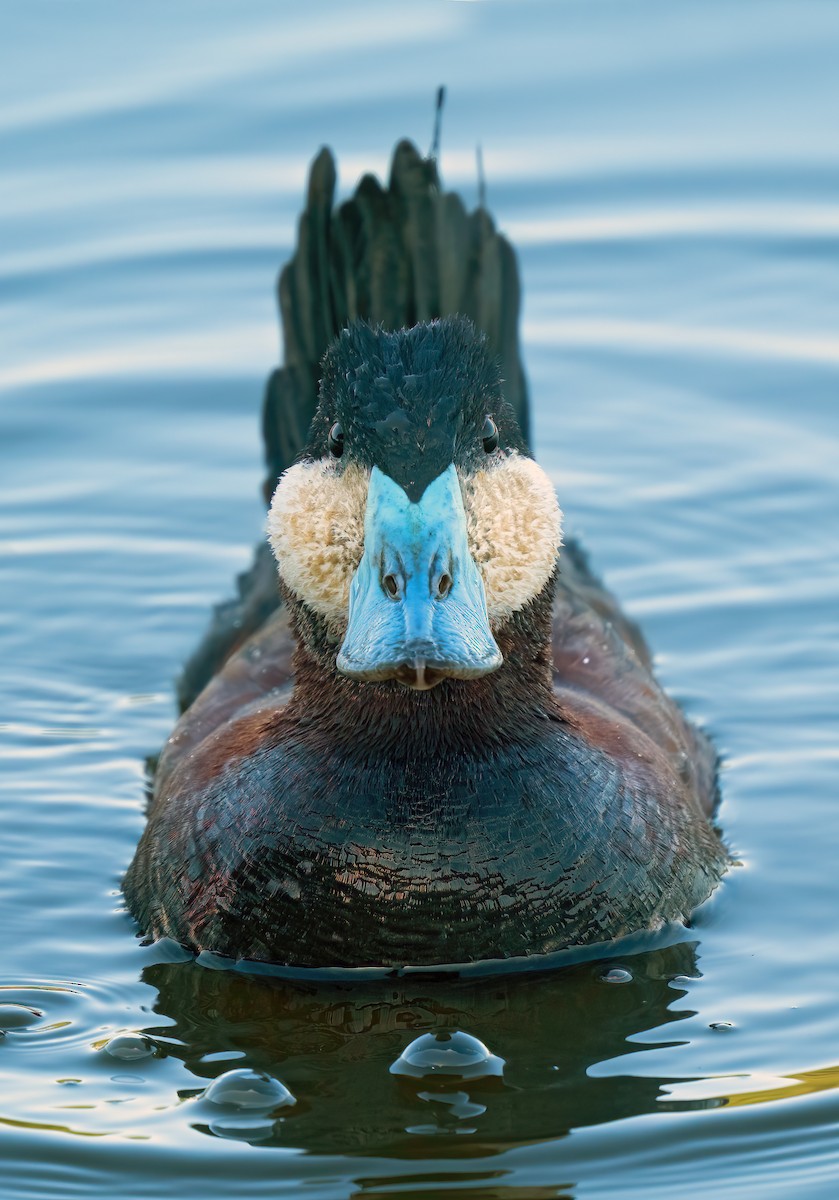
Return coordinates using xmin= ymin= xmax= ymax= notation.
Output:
xmin=2 ymin=0 xmax=839 ymax=1195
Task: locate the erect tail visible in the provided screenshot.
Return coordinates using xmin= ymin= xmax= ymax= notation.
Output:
xmin=262 ymin=138 xmax=529 ymax=500
xmin=178 ymin=137 xmax=530 ymax=711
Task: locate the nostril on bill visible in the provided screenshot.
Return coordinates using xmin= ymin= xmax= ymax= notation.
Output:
xmin=382 ymin=573 xmax=400 ymax=599
xmin=436 ymin=572 xmax=453 ymax=599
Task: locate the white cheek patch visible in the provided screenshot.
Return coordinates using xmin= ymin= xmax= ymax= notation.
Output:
xmin=460 ymin=453 xmax=563 ymax=624
xmin=267 ymin=452 xmax=562 ymax=630
xmin=267 ymin=460 xmax=368 ymax=630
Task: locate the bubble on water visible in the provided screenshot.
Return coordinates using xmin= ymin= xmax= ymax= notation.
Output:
xmin=599 ymin=967 xmax=633 ymax=985
xmin=710 ymin=1020 xmax=736 ymax=1031
xmin=0 ymin=1003 xmax=43 ymax=1030
xmin=102 ymin=1033 xmax=156 ymax=1061
xmin=389 ymin=1031 xmax=505 ymax=1081
xmin=194 ymin=1073 xmax=293 ymax=1142
xmin=202 ymin=1068 xmax=296 ymax=1111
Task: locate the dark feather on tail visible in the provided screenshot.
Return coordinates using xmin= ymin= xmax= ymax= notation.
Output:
xmin=263 ymin=138 xmax=529 ymax=498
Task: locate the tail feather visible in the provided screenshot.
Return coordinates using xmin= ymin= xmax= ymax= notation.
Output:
xmin=263 ymin=138 xmax=530 ymax=494
xmin=352 ymin=173 xmax=409 ymax=326
xmin=436 ymin=190 xmax=470 ymax=315
xmin=286 ymin=144 xmax=336 ymax=367
xmin=388 ymin=139 xmax=441 ymax=323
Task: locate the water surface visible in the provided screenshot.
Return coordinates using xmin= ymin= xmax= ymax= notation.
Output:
xmin=2 ymin=1 xmax=839 ymax=1196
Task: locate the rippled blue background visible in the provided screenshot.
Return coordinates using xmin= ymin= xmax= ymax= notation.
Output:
xmin=2 ymin=1 xmax=838 ymax=1196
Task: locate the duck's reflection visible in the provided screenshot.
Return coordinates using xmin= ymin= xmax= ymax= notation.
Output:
xmin=142 ymin=940 xmax=711 ymax=1154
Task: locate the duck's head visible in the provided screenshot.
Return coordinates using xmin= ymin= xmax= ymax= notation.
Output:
xmin=268 ymin=317 xmax=562 ymax=691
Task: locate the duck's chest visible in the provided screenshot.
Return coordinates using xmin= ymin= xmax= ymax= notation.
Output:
xmin=172 ymin=719 xmax=720 ymax=966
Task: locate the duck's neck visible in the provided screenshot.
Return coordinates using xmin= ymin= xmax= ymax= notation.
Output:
xmin=286 ymin=586 xmax=556 ymax=757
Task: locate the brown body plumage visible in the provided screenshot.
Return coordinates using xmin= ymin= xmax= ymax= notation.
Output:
xmin=124 ymin=140 xmax=727 ymax=970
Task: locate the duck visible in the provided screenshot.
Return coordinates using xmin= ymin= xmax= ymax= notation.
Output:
xmin=124 ymin=138 xmax=727 ymax=970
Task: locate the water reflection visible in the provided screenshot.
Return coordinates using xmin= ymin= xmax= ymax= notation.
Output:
xmin=142 ymin=940 xmax=714 ymax=1154
xmin=350 ymin=1180 xmax=572 ymax=1200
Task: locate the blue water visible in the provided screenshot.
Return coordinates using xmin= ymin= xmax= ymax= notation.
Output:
xmin=2 ymin=1 xmax=839 ymax=1196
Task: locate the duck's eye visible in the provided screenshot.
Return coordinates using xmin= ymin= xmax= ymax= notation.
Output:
xmin=482 ymin=416 xmax=499 ymax=454
xmin=328 ymin=421 xmax=344 ymax=458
